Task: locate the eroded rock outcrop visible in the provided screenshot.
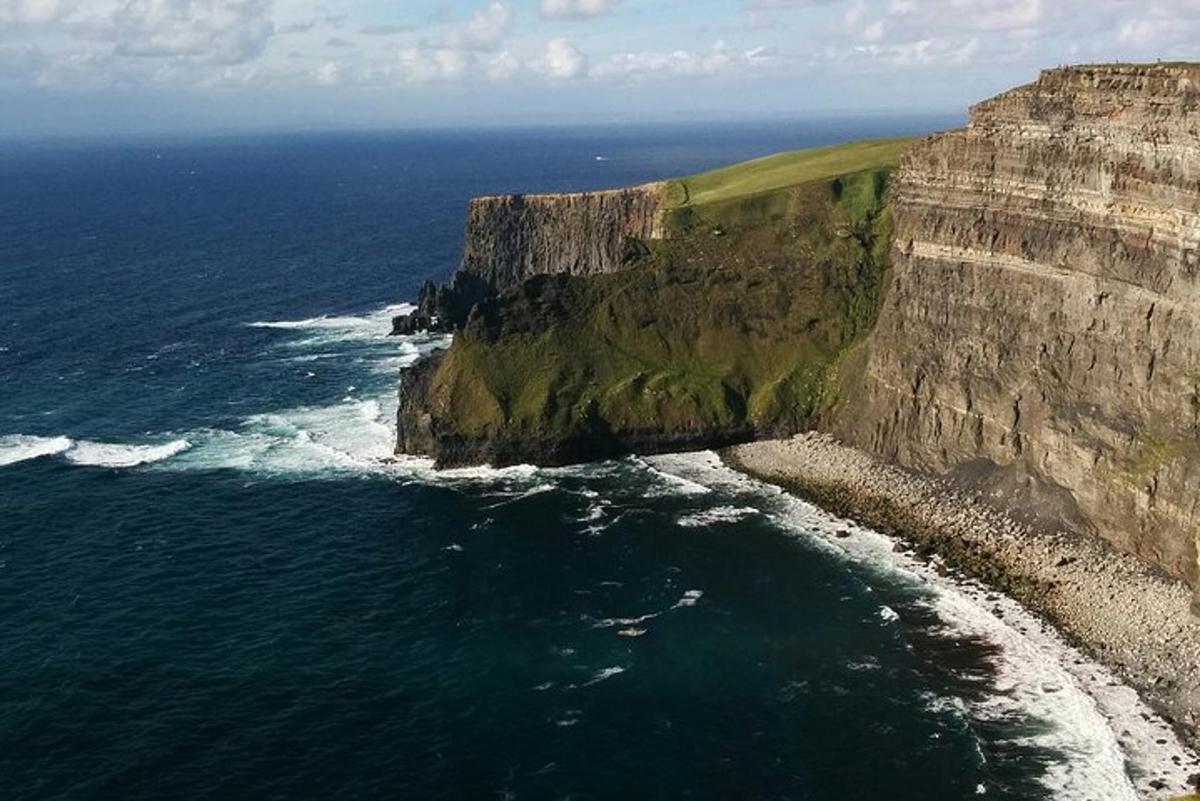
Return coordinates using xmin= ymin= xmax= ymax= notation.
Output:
xmin=394 ymin=183 xmax=666 ymax=334
xmin=837 ymin=64 xmax=1200 ymax=587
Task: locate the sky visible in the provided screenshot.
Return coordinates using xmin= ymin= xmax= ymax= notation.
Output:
xmin=1 ymin=0 xmax=1197 ymax=137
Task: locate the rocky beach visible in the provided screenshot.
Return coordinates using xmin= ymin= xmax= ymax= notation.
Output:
xmin=727 ymin=434 xmax=1200 ymax=773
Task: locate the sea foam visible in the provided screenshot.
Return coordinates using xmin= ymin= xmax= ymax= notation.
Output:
xmin=165 ymin=398 xmax=400 ymax=477
xmin=676 ymin=505 xmax=758 ymax=528
xmin=63 ymin=439 xmax=192 ymax=468
xmin=0 ymin=435 xmax=74 ymax=467
xmin=248 ymin=304 xmax=419 ymax=348
xmin=249 ymin=303 xmax=415 ymax=333
xmin=159 ymin=303 xmax=459 ymax=479
xmin=0 ymin=435 xmax=193 ymax=469
xmin=583 ymin=666 xmax=626 ymax=686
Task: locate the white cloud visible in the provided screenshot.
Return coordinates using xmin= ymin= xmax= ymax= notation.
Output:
xmin=592 ymin=41 xmax=773 ymax=80
xmin=539 ymin=0 xmax=616 ymax=20
xmin=1111 ymin=1 xmax=1200 ymax=51
xmin=356 ymin=1 xmax=517 ymax=86
xmin=860 ymin=35 xmax=980 ymax=66
xmin=312 ymin=59 xmax=342 ymax=85
xmin=811 ymin=0 xmax=1200 ymax=71
xmin=536 ymin=38 xmax=587 ymax=79
xmin=861 ymin=19 xmax=885 ymax=42
xmin=110 ymin=0 xmax=275 ymax=65
xmin=443 ymin=1 xmax=513 ymax=51
xmin=396 ymin=46 xmax=474 ymax=83
xmin=747 ymin=0 xmax=842 ymax=9
xmin=6 ymin=0 xmax=1200 ymax=98
xmin=0 ymin=0 xmax=72 ymax=25
xmin=843 ymin=0 xmax=1042 ymax=42
xmin=843 ymin=0 xmax=867 ymax=28
xmin=487 ymin=49 xmax=521 ymax=81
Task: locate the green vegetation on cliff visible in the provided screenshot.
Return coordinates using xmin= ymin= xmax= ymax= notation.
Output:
xmin=665 ymin=138 xmax=913 ymax=208
xmin=405 ymin=139 xmax=914 ymax=465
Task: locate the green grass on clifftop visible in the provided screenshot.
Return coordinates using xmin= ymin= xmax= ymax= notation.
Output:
xmin=665 ymin=138 xmax=914 ymax=209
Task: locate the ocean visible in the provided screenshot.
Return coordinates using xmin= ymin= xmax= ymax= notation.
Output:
xmin=0 ymin=118 xmax=1186 ymax=800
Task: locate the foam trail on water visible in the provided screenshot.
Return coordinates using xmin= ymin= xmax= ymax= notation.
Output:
xmin=249 ymin=303 xmax=415 ymax=332
xmin=583 ymin=666 xmax=626 ymax=687
xmin=644 ymin=451 xmax=1197 ymax=801
xmin=64 ymin=439 xmax=192 ymax=468
xmin=248 ymin=304 xmax=421 ymax=348
xmin=0 ymin=435 xmax=74 ymax=467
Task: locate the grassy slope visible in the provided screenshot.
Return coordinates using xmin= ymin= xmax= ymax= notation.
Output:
xmin=424 ymin=139 xmax=914 ymax=451
xmin=665 ymin=138 xmax=914 ymax=208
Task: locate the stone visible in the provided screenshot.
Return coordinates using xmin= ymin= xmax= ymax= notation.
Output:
xmin=838 ymin=64 xmax=1200 ymax=590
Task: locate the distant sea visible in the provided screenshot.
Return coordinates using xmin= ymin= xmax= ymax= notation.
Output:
xmin=0 ymin=118 xmax=1172 ymax=800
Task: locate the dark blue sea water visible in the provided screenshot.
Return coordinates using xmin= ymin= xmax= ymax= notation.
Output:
xmin=0 ymin=119 xmax=1180 ymax=800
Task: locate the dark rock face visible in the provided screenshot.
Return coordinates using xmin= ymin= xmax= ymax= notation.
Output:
xmin=392 ymin=184 xmax=665 ymax=335
xmin=837 ymin=64 xmax=1200 ymax=588
xmin=395 ymin=349 xmax=445 ymax=457
xmin=417 ymin=423 xmax=769 ymax=471
xmin=392 ymin=273 xmax=491 ymax=336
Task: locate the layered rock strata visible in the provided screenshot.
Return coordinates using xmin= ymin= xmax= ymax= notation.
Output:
xmin=837 ymin=65 xmax=1200 ymax=590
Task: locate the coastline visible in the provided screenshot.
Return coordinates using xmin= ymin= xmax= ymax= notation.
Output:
xmin=723 ymin=433 xmax=1200 ymax=786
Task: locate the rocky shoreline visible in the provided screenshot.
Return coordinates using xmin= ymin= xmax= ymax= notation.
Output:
xmin=724 ymin=433 xmax=1200 ymax=769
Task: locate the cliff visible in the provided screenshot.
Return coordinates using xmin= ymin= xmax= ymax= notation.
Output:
xmin=835 ymin=64 xmax=1200 ymax=587
xmin=396 ymin=140 xmax=912 ymax=466
xmin=393 ymin=184 xmax=666 ymax=334
xmin=395 ymin=64 xmax=1200 ymax=593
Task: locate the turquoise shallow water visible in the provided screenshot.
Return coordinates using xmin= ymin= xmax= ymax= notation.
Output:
xmin=0 ymin=121 xmax=1176 ymax=800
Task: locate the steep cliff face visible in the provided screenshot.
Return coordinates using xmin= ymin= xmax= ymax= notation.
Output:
xmin=394 ymin=184 xmax=665 ymax=333
xmin=461 ymin=185 xmax=667 ymax=285
xmin=837 ymin=65 xmax=1200 ymax=586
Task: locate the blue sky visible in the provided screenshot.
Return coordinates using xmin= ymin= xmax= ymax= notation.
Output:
xmin=1 ymin=0 xmax=1196 ymax=136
